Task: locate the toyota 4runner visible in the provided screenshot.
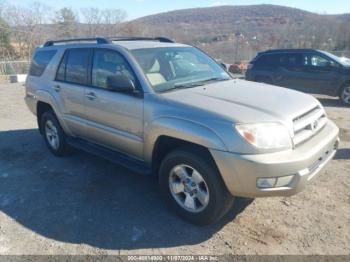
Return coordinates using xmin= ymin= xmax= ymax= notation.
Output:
xmin=25 ymin=37 xmax=340 ymax=225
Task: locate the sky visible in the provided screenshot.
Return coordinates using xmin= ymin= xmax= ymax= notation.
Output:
xmin=7 ymin=0 xmax=350 ymax=19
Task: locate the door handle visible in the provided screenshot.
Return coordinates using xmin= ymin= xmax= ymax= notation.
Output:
xmin=53 ymin=85 xmax=61 ymax=92
xmin=86 ymin=92 xmax=97 ymax=100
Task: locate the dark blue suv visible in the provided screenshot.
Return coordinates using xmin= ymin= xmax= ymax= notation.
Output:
xmin=245 ymin=49 xmax=350 ymax=106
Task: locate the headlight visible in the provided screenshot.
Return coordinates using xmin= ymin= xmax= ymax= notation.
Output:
xmin=235 ymin=122 xmax=292 ymax=150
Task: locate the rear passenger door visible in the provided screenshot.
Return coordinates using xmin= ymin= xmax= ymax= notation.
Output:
xmin=273 ymin=53 xmax=305 ymax=90
xmin=84 ymin=49 xmax=144 ymax=159
xmin=54 ymin=48 xmax=91 ymax=137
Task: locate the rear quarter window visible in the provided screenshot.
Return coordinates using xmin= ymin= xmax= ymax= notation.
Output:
xmin=29 ymin=50 xmax=57 ymax=77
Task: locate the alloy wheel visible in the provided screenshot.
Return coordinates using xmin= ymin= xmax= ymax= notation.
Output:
xmin=341 ymin=86 xmax=350 ymax=104
xmin=169 ymin=164 xmax=210 ymax=213
xmin=45 ymin=120 xmax=60 ymax=150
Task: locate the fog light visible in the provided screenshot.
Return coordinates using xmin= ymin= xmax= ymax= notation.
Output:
xmin=275 ymin=175 xmax=294 ymax=187
xmin=257 ymin=178 xmax=277 ymax=188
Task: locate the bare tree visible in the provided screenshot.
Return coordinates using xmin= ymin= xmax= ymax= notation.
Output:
xmin=3 ymin=2 xmax=52 ymax=59
xmin=80 ymin=7 xmax=102 ymax=37
xmin=80 ymin=7 xmax=127 ymax=37
xmin=101 ymin=9 xmax=127 ymax=36
xmin=0 ymin=16 xmax=14 ymax=60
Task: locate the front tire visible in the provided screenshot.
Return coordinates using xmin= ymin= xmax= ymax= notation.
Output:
xmin=41 ymin=111 xmax=71 ymax=156
xmin=159 ymin=147 xmax=234 ymax=225
xmin=340 ymin=85 xmax=350 ymax=106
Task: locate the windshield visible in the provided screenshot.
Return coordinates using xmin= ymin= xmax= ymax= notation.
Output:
xmin=321 ymin=51 xmax=350 ymax=67
xmin=131 ymin=47 xmax=231 ymax=93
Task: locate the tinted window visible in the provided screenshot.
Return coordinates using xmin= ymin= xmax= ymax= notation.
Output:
xmin=92 ymin=49 xmax=136 ymax=89
xmin=29 ymin=50 xmax=57 ymax=77
xmin=254 ymin=54 xmax=279 ymax=68
xmin=278 ymin=53 xmax=302 ymax=71
xmin=56 ymin=51 xmax=68 ymax=81
xmin=65 ymin=49 xmax=90 ymax=85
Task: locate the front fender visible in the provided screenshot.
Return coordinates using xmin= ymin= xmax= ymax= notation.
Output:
xmin=143 ymin=117 xmax=228 ymax=164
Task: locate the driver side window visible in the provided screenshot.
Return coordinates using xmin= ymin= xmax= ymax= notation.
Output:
xmin=92 ymin=49 xmax=136 ymax=89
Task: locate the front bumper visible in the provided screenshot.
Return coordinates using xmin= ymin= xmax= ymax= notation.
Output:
xmin=210 ymin=120 xmax=339 ymax=197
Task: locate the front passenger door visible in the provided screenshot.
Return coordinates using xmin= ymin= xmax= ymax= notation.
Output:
xmin=84 ymin=49 xmax=144 ymax=159
xmin=299 ymin=53 xmax=341 ymax=94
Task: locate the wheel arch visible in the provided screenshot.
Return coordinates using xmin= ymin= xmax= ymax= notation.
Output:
xmin=35 ymin=89 xmax=71 ymax=135
xmin=36 ymin=101 xmax=54 ymax=134
xmin=144 ymin=117 xmax=228 ymax=174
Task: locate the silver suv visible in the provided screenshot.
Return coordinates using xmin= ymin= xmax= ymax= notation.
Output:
xmin=25 ymin=37 xmax=340 ymax=225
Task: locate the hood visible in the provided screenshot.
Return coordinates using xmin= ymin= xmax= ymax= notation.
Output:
xmin=161 ymin=79 xmax=320 ymax=125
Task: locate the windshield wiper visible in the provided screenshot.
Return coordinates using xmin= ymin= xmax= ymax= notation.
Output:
xmin=174 ymin=77 xmax=229 ymax=89
xmin=158 ymin=83 xmax=204 ymax=93
xmin=198 ymin=77 xmax=230 ymax=84
xmin=159 ymin=77 xmax=230 ymax=93
xmin=174 ymin=82 xmax=205 ymax=89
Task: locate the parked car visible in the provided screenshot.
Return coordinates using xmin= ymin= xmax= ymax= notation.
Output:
xmin=245 ymin=49 xmax=350 ymax=105
xmin=25 ymin=38 xmax=339 ymax=225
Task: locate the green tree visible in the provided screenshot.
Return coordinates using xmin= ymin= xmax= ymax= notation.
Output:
xmin=54 ymin=7 xmax=78 ymax=38
xmin=0 ymin=16 xmax=14 ymax=59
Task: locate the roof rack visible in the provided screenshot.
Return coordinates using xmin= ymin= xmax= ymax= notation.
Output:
xmin=108 ymin=36 xmax=174 ymax=43
xmin=44 ymin=37 xmax=111 ymax=47
xmin=43 ymin=36 xmax=174 ymax=47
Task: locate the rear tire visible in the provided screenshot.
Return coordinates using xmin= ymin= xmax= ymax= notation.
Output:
xmin=159 ymin=147 xmax=234 ymax=225
xmin=339 ymin=85 xmax=350 ymax=106
xmin=40 ymin=111 xmax=71 ymax=157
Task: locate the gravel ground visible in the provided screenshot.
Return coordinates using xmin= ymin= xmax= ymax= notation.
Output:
xmin=0 ymin=83 xmax=349 ymax=255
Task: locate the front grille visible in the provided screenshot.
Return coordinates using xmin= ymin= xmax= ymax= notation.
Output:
xmin=293 ymin=105 xmax=327 ymax=146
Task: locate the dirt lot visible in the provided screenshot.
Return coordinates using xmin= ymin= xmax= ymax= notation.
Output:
xmin=0 ymin=83 xmax=349 ymax=255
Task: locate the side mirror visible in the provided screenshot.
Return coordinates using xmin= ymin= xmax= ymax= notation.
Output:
xmin=106 ymin=75 xmax=135 ymax=93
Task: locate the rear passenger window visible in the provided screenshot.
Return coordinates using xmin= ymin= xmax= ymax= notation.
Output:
xmin=29 ymin=50 xmax=57 ymax=77
xmin=65 ymin=49 xmax=90 ymax=85
xmin=279 ymin=54 xmax=302 ymax=71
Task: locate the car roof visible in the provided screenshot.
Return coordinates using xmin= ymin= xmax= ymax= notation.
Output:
xmin=261 ymin=49 xmax=320 ymax=54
